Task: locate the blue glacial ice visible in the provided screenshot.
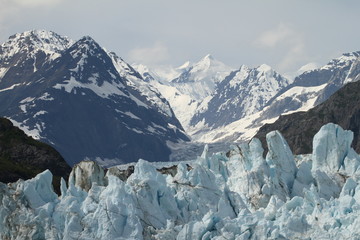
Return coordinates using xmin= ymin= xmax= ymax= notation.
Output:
xmin=1 ymin=123 xmax=360 ymax=239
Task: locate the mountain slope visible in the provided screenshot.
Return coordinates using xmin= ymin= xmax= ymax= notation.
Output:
xmin=0 ymin=30 xmax=189 ymax=166
xmin=0 ymin=117 xmax=70 ymax=193
xmin=254 ymin=76 xmax=360 ymax=154
xmin=191 ymin=51 xmax=360 ymax=144
xmin=255 ymin=51 xmax=360 ymax=123
xmin=135 ymin=55 xmax=233 ymax=131
xmin=189 ymin=64 xmax=291 ymax=142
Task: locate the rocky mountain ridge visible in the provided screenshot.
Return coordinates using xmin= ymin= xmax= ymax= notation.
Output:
xmin=0 ymin=30 xmax=189 ymax=166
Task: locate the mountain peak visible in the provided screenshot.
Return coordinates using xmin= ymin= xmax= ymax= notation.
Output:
xmin=8 ymin=30 xmax=73 ymax=52
xmin=256 ymin=64 xmax=273 ymax=73
xmin=68 ymin=35 xmax=103 ymax=58
xmin=297 ymin=62 xmax=319 ymax=75
xmin=3 ymin=29 xmax=72 ymax=54
xmin=79 ymin=35 xmax=96 ymax=42
xmin=192 ymin=54 xmax=230 ymax=74
xmin=198 ymin=54 xmax=215 ymax=65
xmin=321 ymin=51 xmax=360 ymax=71
xmin=177 ymin=61 xmax=191 ymax=70
xmin=24 ymin=29 xmax=61 ymax=39
xmin=76 ymin=35 xmax=100 ymax=48
xmin=203 ymin=54 xmax=214 ymax=60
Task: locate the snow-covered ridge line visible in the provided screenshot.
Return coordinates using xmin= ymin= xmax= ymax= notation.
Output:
xmin=0 ymin=29 xmax=189 ymax=166
xmin=0 ymin=30 xmax=73 ymax=60
xmin=2 ymin=123 xmax=360 ymax=239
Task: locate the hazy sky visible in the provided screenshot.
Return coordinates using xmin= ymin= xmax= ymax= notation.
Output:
xmin=1 ymin=0 xmax=360 ymax=75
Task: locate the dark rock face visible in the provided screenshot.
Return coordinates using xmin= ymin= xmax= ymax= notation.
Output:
xmin=254 ymin=79 xmax=360 ymax=155
xmin=0 ymin=118 xmax=71 ymax=193
xmin=0 ymin=30 xmax=189 ymax=167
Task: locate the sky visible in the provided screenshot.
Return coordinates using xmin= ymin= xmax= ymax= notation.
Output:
xmin=1 ymin=0 xmax=360 ymax=76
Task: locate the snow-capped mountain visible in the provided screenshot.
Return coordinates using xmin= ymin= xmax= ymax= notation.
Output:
xmin=2 ymin=123 xmax=360 ymax=239
xmin=171 ymin=54 xmax=233 ymax=101
xmin=187 ymin=51 xmax=360 ymax=143
xmin=0 ymin=30 xmax=189 ymax=166
xmin=189 ymin=64 xmax=291 ymax=142
xmin=135 ymin=55 xmax=233 ymax=131
xmin=252 ymin=51 xmax=360 ymax=126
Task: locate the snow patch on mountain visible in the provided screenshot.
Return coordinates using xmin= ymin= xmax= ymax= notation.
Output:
xmin=270 ymin=83 xmax=329 ymax=116
xmin=0 ymin=67 xmax=8 ymax=79
xmin=123 ymin=111 xmax=141 ymax=120
xmin=111 ymin=54 xmax=174 ymax=117
xmin=7 ymin=117 xmax=42 ymax=140
xmin=188 ymin=109 xmax=278 ymax=143
xmin=53 ymin=76 xmax=128 ymax=99
xmin=150 ymin=81 xmax=198 ymax=128
xmin=0 ymin=83 xmax=22 ymax=92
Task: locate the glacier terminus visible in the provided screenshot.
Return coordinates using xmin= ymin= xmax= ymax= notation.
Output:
xmin=1 ymin=123 xmax=360 ymax=239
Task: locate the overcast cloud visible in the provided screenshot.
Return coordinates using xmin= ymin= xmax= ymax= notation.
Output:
xmin=1 ymin=0 xmax=360 ymax=75
xmin=128 ymin=41 xmax=170 ymax=65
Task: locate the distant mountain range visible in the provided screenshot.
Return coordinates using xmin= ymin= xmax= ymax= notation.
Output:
xmin=2 ymin=29 xmax=360 ymax=167
xmin=189 ymin=64 xmax=291 ymax=137
xmin=134 ymin=54 xmax=234 ymax=130
xmin=139 ymin=50 xmax=360 ymax=144
xmin=0 ymin=30 xmax=189 ymax=166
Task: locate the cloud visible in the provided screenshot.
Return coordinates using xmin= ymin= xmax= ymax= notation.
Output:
xmin=127 ymin=42 xmax=170 ymax=66
xmin=254 ymin=23 xmax=296 ymax=48
xmin=254 ymin=23 xmax=308 ymax=73
xmin=0 ymin=0 xmax=62 ymax=37
xmin=0 ymin=0 xmax=60 ymax=12
xmin=277 ymin=42 xmax=305 ymax=73
xmin=12 ymin=0 xmax=61 ymax=7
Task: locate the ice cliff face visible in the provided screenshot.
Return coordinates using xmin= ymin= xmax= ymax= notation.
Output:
xmin=2 ymin=123 xmax=360 ymax=239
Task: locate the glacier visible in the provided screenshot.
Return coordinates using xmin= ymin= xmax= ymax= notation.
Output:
xmin=2 ymin=123 xmax=360 ymax=239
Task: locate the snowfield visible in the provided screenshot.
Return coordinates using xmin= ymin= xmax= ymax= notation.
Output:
xmin=2 ymin=123 xmax=360 ymax=239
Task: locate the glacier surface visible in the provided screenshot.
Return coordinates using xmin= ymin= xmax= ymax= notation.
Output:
xmin=2 ymin=123 xmax=360 ymax=239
